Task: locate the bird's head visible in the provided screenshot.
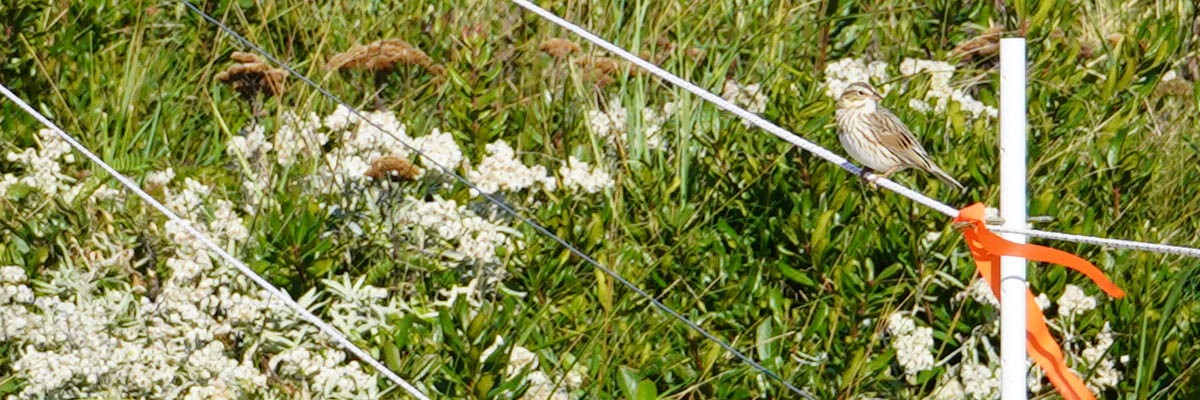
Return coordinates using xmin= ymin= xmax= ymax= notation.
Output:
xmin=837 ymin=82 xmax=883 ymax=110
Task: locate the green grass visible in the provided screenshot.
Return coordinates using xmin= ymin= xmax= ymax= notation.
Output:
xmin=2 ymin=0 xmax=1199 ymax=398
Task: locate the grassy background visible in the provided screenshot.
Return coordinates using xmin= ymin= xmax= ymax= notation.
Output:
xmin=2 ymin=0 xmax=1199 ymax=398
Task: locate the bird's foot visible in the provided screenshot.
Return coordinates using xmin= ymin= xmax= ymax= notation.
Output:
xmin=858 ymin=168 xmax=880 ymax=189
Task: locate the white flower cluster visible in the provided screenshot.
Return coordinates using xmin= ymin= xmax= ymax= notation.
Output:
xmin=228 ymin=123 xmax=274 ymax=161
xmin=822 ymin=58 xmax=890 ymax=99
xmin=397 ymin=195 xmax=509 ymax=263
xmin=412 ymin=128 xmax=465 ymax=171
xmin=0 ymin=267 xmax=35 ymax=341
xmin=274 ymin=111 xmax=329 ymax=167
xmin=0 ymin=266 xmax=34 ymax=306
xmin=955 ymin=277 xmax=999 ymax=307
xmin=821 ymin=57 xmax=997 ymax=120
xmin=209 ymin=199 xmax=250 ymax=244
xmin=226 ymin=123 xmax=273 ymax=198
xmin=959 ymin=361 xmax=1001 ymax=398
xmin=1056 ymin=284 xmax=1097 ymax=317
xmin=256 ymin=107 xmax=528 ymax=269
xmin=257 ymin=274 xmax=428 ymax=398
xmin=90 ymin=185 xmax=123 ymax=202
xmin=886 ymin=312 xmax=935 ymax=379
xmin=721 ymin=80 xmax=767 ymax=127
xmin=467 ymin=140 xmax=556 ymax=196
xmin=319 ymin=105 xmax=470 ymax=187
xmin=930 ymin=342 xmax=1002 ymax=400
xmin=480 ymin=336 xmax=586 ymax=400
xmin=722 ymin=80 xmax=767 ymax=114
xmin=935 ymin=278 xmax=1126 ymax=398
xmin=162 ymin=177 xmax=208 ymax=218
xmin=0 ymin=128 xmax=78 ymax=201
xmin=146 ymin=167 xmax=175 ymax=187
xmin=0 ymin=151 xmax=395 ymax=399
xmin=558 ymin=156 xmax=613 ymax=194
xmin=0 ymin=227 xmax=272 ymax=399
xmin=1081 ymin=322 xmax=1121 ymax=392
xmin=241 ymin=106 xmax=608 ymax=267
xmin=1035 ymin=292 xmax=1051 ymax=311
xmin=585 ymin=98 xmax=675 ymax=151
xmin=928 ymin=377 xmax=965 ymax=399
xmin=270 ymin=346 xmax=379 ymax=399
xmin=899 ymin=58 xmax=998 ymax=119
xmin=320 ymin=106 xmax=414 ymax=188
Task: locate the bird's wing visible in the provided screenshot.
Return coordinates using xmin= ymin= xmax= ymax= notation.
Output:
xmin=865 ymin=107 xmax=937 ymax=170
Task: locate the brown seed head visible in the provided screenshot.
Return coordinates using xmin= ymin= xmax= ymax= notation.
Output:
xmin=327 ymin=39 xmax=434 ymax=72
xmin=1105 ymin=33 xmax=1123 ymax=46
xmin=951 ymin=25 xmax=1004 ymax=61
xmin=538 ymin=38 xmax=580 ymax=59
xmin=1079 ymin=43 xmax=1095 ymax=59
xmin=574 ymin=56 xmax=626 ymax=87
xmin=215 ymin=51 xmax=286 ymax=97
xmin=230 ymin=51 xmax=260 ymax=63
xmin=365 ymin=156 xmax=420 ymax=181
xmin=1156 ymin=77 xmax=1193 ymax=98
xmin=656 ymin=37 xmax=675 ymax=54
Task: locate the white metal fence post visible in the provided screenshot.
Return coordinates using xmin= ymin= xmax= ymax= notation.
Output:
xmin=999 ymin=38 xmax=1029 ymax=400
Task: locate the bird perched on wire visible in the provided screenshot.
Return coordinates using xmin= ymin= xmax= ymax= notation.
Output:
xmin=834 ymin=82 xmax=965 ymax=191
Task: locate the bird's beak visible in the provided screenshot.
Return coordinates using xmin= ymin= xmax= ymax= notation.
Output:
xmin=870 ymin=92 xmax=883 ymax=101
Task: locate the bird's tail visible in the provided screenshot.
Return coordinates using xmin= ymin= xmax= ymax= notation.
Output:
xmin=927 ymin=164 xmax=965 ymax=192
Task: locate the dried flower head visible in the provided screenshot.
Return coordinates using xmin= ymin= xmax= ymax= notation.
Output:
xmin=1105 ymin=33 xmax=1123 ymax=46
xmin=215 ymin=51 xmax=286 ymax=98
xmin=538 ymin=38 xmax=580 ymax=59
xmin=365 ymin=156 xmax=420 ymax=181
xmin=637 ymin=37 xmax=675 ymax=66
xmin=1156 ymin=74 xmax=1193 ymax=97
xmin=951 ymin=25 xmax=1004 ymax=61
xmin=327 ymin=39 xmax=434 ymax=72
xmin=656 ymin=37 xmax=675 ymax=54
xmin=574 ymin=56 xmax=625 ymax=87
xmin=1079 ymin=43 xmax=1096 ymax=59
xmin=952 ymin=21 xmax=1028 ymax=63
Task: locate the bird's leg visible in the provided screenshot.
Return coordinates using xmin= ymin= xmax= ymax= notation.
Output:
xmin=866 ymin=166 xmax=902 ymax=188
xmin=856 ymin=167 xmax=874 ymax=187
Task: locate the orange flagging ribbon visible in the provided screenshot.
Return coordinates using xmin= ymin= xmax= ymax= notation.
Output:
xmin=955 ymin=203 xmax=1124 ymax=400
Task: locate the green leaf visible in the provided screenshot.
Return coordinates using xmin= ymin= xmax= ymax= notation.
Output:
xmin=384 ymin=336 xmax=401 ymax=371
xmin=635 ymin=379 xmax=659 ymax=400
xmin=617 ymin=366 xmax=642 ymax=400
xmin=779 ymin=264 xmax=816 ymax=288
xmin=475 ymin=373 xmax=495 ymax=398
xmin=595 ymin=269 xmax=612 ymax=313
xmin=810 ymin=209 xmax=836 ymax=266
xmin=756 ymin=318 xmax=775 ymax=361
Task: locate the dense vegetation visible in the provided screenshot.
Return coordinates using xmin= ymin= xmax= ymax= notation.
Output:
xmin=1 ymin=0 xmax=1197 ymax=398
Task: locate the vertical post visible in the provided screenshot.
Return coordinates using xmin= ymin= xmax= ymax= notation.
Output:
xmin=999 ymin=38 xmax=1028 ymax=400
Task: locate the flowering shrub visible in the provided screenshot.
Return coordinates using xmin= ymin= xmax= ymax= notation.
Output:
xmin=0 ymin=100 xmax=615 ymax=398
xmin=822 ymin=57 xmax=997 ymax=119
